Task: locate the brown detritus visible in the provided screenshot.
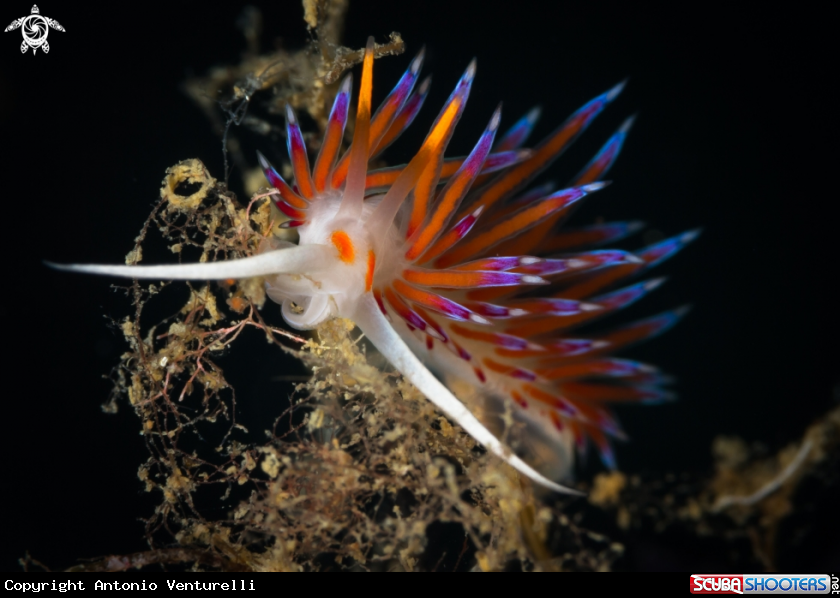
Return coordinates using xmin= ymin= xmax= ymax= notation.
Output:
xmin=303 ymin=0 xmax=349 ymax=46
xmin=703 ymin=406 xmax=840 ymax=569
xmin=576 ymin=405 xmax=840 ymax=571
xmin=322 ymin=32 xmax=405 ymax=85
xmin=182 ymin=1 xmax=401 ymax=180
xmin=588 ymin=471 xmax=627 ymax=509
xmin=162 ymin=159 xmax=217 ymax=214
xmin=710 ymin=405 xmax=840 ymax=517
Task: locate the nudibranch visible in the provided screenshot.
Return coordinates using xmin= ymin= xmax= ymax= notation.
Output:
xmin=53 ymin=38 xmax=698 ymax=494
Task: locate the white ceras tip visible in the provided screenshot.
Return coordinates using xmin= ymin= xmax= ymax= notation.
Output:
xmin=521 ymin=275 xmax=547 ymax=284
xmin=469 ymin=314 xmax=490 ymax=325
xmin=581 ymin=181 xmax=609 ymax=193
xmin=626 ymin=220 xmax=646 ymax=234
xmin=681 ymin=228 xmax=703 ymax=244
xmin=618 ymin=113 xmax=637 ymax=134
xmin=256 ymin=150 xmax=271 ymax=171
xmin=285 ymin=103 xmax=297 ymax=125
xmin=514 ymin=149 xmax=533 ymax=162
xmin=417 ymin=76 xmax=432 ymax=95
xmin=606 ymin=79 xmax=628 ymax=102
xmin=579 ymin=302 xmax=603 ymax=312
xmin=525 ymin=105 xmax=542 ymax=126
xmin=463 ymin=59 xmax=477 ymax=83
xmin=338 ymin=73 xmax=354 ymax=95
xmin=410 ymin=46 xmax=426 ymax=75
xmin=644 ymin=277 xmax=667 ymax=291
xmin=488 ymin=105 xmax=503 ymax=131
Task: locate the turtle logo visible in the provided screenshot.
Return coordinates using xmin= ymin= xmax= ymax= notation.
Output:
xmin=5 ymin=5 xmax=65 ymax=55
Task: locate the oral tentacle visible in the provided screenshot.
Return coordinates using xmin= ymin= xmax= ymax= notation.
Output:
xmin=353 ymin=295 xmax=583 ymax=495
xmin=48 ymin=244 xmax=334 ymax=280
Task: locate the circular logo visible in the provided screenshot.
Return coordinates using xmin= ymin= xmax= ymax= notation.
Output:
xmin=21 ymin=14 xmax=47 ymax=48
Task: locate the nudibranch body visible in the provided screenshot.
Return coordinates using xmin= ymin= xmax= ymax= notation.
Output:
xmin=55 ymin=38 xmax=698 ymax=494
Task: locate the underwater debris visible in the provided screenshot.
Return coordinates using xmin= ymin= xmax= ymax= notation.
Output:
xmin=182 ymin=0 xmax=403 ymax=184
xmin=584 ymin=405 xmax=840 ymax=571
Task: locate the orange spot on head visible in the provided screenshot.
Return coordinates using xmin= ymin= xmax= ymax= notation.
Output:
xmin=331 ymin=230 xmax=356 ymax=263
xmin=365 ymin=250 xmax=376 ymax=292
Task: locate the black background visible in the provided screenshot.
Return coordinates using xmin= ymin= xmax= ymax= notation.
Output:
xmin=0 ymin=0 xmax=835 ymax=571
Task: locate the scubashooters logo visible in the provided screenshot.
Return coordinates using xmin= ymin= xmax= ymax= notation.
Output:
xmin=4 ymin=5 xmax=65 ymax=54
xmin=691 ymin=574 xmax=834 ymax=594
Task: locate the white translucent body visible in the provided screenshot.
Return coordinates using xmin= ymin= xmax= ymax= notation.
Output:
xmin=52 ymin=191 xmax=580 ymax=495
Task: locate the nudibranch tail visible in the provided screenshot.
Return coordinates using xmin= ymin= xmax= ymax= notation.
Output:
xmin=52 ymin=36 xmax=699 ymax=494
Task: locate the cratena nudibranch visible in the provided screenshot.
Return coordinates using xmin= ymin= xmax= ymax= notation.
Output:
xmin=54 ymin=38 xmax=698 ymax=494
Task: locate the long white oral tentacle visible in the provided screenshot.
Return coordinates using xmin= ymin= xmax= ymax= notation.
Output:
xmin=353 ymin=294 xmax=583 ymax=495
xmin=47 ymin=245 xmax=335 ymax=280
